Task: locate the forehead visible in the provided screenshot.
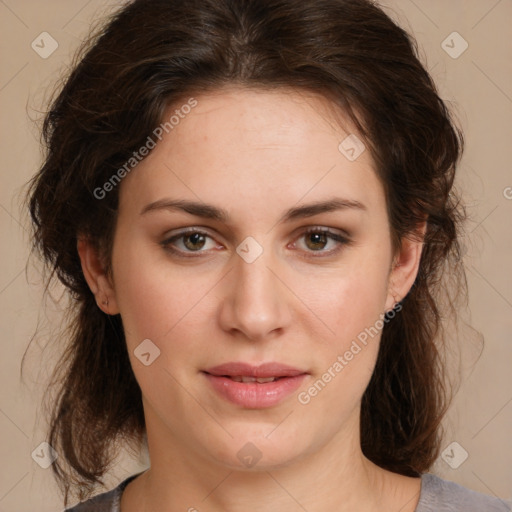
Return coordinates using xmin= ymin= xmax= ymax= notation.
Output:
xmin=164 ymin=86 xmax=364 ymax=162
xmin=118 ymin=87 xmax=385 ymax=221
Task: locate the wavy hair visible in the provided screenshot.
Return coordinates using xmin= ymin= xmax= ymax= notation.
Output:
xmin=26 ymin=0 xmax=465 ymax=504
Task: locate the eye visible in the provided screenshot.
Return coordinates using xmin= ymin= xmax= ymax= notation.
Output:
xmin=160 ymin=229 xmax=220 ymax=255
xmin=292 ymin=227 xmax=350 ymax=256
xmin=160 ymin=227 xmax=351 ymax=258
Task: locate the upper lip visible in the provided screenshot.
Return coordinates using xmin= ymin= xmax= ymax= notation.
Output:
xmin=204 ymin=362 xmax=307 ymax=378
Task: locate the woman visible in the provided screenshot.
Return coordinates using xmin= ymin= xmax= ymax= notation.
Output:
xmin=27 ymin=0 xmax=511 ymax=510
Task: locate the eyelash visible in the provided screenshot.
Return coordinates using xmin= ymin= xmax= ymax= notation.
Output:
xmin=160 ymin=227 xmax=351 ymax=259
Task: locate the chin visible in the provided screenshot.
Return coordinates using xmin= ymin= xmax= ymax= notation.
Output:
xmin=203 ymin=426 xmax=312 ymax=472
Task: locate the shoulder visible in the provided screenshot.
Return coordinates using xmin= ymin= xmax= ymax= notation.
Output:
xmin=62 ymin=472 xmax=512 ymax=512
xmin=417 ymin=473 xmax=512 ymax=512
xmin=64 ymin=474 xmax=140 ymax=512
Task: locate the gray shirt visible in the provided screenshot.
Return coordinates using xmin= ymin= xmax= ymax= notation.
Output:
xmin=65 ymin=472 xmax=512 ymax=511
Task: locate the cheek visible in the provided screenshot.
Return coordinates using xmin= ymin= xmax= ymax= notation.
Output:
xmin=114 ymin=268 xmax=203 ymax=344
xmin=113 ymin=239 xmax=391 ymax=349
xmin=112 ymin=255 xmax=215 ymax=413
xmin=296 ymin=271 xmax=389 ymax=414
xmin=311 ymin=263 xmax=390 ymax=347
xmin=299 ymin=258 xmax=390 ymax=404
xmin=111 ymin=240 xmax=222 ymax=368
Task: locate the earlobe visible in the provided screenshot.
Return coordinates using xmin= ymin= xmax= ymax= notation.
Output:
xmin=386 ymin=222 xmax=426 ymax=311
xmin=77 ymin=237 xmax=119 ymax=315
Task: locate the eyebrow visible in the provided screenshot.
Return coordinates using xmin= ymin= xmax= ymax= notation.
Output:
xmin=140 ymin=197 xmax=366 ymax=223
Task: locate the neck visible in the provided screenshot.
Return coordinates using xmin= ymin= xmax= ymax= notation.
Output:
xmin=122 ymin=408 xmax=421 ymax=512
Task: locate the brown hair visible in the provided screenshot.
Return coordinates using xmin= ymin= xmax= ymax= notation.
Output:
xmin=27 ymin=0 xmax=465 ymax=504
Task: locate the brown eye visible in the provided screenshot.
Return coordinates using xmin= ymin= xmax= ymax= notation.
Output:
xmin=183 ymin=232 xmax=207 ymax=251
xmin=293 ymin=228 xmax=351 ymax=257
xmin=161 ymin=229 xmax=218 ymax=255
xmin=305 ymin=232 xmax=329 ymax=251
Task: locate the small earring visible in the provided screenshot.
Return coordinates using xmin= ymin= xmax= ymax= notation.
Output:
xmin=102 ymin=299 xmax=109 ymax=306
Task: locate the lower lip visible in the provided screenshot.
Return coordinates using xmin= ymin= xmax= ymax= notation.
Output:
xmin=203 ymin=373 xmax=307 ymax=408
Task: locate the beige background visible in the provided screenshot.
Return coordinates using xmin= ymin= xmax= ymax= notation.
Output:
xmin=0 ymin=0 xmax=511 ymax=510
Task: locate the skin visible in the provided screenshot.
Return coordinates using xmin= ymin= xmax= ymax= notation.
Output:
xmin=79 ymin=86 xmax=425 ymax=512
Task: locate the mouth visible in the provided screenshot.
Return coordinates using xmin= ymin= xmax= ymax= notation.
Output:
xmin=204 ymin=361 xmax=307 ymax=379
xmin=202 ymin=362 xmax=308 ymax=408
xmin=219 ymin=375 xmax=285 ymax=383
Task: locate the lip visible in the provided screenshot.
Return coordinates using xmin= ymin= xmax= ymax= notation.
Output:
xmin=203 ymin=362 xmax=308 ymax=409
xmin=205 ymin=362 xmax=306 ymax=378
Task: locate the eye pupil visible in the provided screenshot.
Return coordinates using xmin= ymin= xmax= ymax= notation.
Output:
xmin=184 ymin=233 xmax=206 ymax=250
xmin=306 ymin=232 xmax=327 ymax=250
xmin=167 ymin=229 xmax=342 ymax=256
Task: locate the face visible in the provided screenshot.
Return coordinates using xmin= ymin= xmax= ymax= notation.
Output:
xmin=82 ymin=87 xmax=420 ymax=472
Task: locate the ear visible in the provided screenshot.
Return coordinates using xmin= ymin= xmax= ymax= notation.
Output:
xmin=385 ymin=222 xmax=427 ymax=311
xmin=77 ymin=237 xmax=120 ymax=315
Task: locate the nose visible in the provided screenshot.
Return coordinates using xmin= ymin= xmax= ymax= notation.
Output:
xmin=217 ymin=246 xmax=292 ymax=342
